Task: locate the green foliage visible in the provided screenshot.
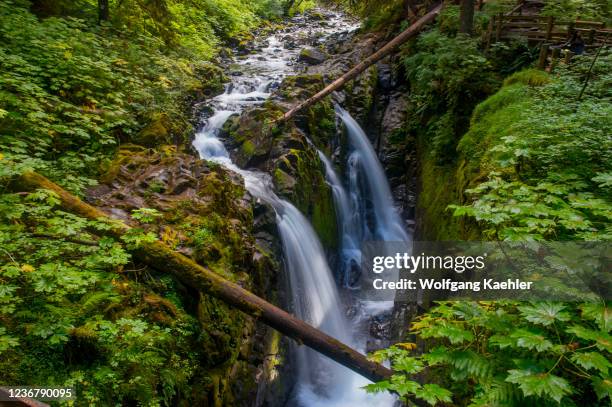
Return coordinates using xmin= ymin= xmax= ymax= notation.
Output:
xmin=287 ymin=0 xmax=318 ymax=16
xmin=452 ymin=53 xmax=612 ymax=240
xmin=482 ymin=0 xmax=609 ymax=21
xmin=0 ymin=1 xmax=198 ymax=193
xmin=132 ymin=207 xmax=163 ymax=223
xmin=327 ymin=0 xmax=404 ymax=29
xmin=402 ymin=28 xmax=500 ymax=162
xmin=539 ymin=0 xmax=610 ymax=22
xmin=0 ymin=1 xmax=292 ymax=402
xmin=0 ymin=0 xmax=292 ymax=193
xmin=0 ymin=189 xmax=202 ymax=404
xmin=368 ymin=301 xmax=612 ymax=406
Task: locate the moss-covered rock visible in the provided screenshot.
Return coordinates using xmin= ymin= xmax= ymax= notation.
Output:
xmin=194 ymin=62 xmax=229 ymax=97
xmin=87 ymin=146 xmax=283 ymax=405
xmin=215 ymin=74 xmax=341 ymax=246
xmin=273 ymin=148 xmax=338 ymax=248
xmin=343 ymin=64 xmax=378 ymax=124
xmin=219 ymin=73 xmax=340 ymax=248
xmin=298 ymin=47 xmax=328 ymax=65
xmin=133 ymin=112 xmax=172 ymax=147
xmin=220 ymin=105 xmax=283 ymax=168
xmin=415 ymin=70 xmax=555 ymax=241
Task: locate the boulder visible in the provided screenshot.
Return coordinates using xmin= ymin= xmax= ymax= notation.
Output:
xmin=298 ymin=47 xmax=327 ymax=65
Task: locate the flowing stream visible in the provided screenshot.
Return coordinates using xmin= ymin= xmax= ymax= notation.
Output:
xmin=193 ymin=9 xmax=400 ymax=407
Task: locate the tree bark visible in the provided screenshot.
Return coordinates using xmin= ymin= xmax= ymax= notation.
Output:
xmin=277 ymin=2 xmax=443 ymax=124
xmin=459 ymin=0 xmax=475 ymax=35
xmin=98 ymin=0 xmax=109 ymax=22
xmin=12 ymin=171 xmax=393 ymax=383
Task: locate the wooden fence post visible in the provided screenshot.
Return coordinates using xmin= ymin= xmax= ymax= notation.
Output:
xmin=550 ymin=47 xmax=561 ymax=72
xmin=564 ymin=50 xmax=574 ymax=64
xmin=546 ymin=16 xmax=555 ymax=40
xmin=538 ymin=44 xmax=549 ymax=69
xmin=495 ymin=13 xmax=503 ymax=41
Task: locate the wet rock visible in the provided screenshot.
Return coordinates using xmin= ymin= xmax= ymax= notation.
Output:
xmin=369 ymin=313 xmax=393 ymax=340
xmin=377 ymin=62 xmax=394 ymax=91
xmin=298 ymin=47 xmax=327 ymax=65
xmin=273 ymin=168 xmax=297 ymax=195
xmin=381 ymin=92 xmax=409 ymax=135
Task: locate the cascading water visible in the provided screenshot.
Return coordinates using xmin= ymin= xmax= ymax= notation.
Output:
xmin=336 ymin=106 xmax=409 ymax=244
xmin=317 ymin=151 xmax=361 ymax=288
xmin=319 ymin=107 xmax=410 ymax=294
xmin=192 ymin=10 xmax=394 ymax=406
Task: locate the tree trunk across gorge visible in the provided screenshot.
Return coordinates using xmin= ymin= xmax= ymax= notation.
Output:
xmin=277 ymin=2 xmax=443 ymax=123
xmin=11 ymin=171 xmax=393 ymax=384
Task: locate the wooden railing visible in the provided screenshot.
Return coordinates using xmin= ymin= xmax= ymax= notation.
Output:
xmin=486 ymin=15 xmax=608 ymax=46
xmin=483 ymin=10 xmax=609 ymax=70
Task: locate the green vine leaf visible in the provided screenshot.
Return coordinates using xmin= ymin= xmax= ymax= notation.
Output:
xmin=506 ymin=370 xmax=572 ymax=403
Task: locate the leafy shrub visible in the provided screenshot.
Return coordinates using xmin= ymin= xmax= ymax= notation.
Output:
xmin=453 ymin=52 xmax=612 ymax=241
xmin=0 ymin=0 xmax=290 ymax=193
xmin=0 ymin=189 xmax=202 ymax=404
xmin=402 ymin=29 xmax=499 ymax=162
xmin=367 ymin=301 xmax=611 ymax=406
xmin=540 ymin=0 xmax=610 ymax=22
xmin=0 ymin=1 xmax=213 ymax=193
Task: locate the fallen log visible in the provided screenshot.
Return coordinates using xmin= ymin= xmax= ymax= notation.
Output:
xmin=278 ymin=2 xmax=443 ymax=123
xmin=12 ymin=171 xmax=393 ymax=383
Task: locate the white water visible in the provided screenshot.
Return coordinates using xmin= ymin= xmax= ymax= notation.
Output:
xmin=318 ymin=151 xmax=361 ymax=288
xmin=319 ymin=108 xmax=410 ymax=295
xmin=192 ymin=10 xmax=394 ymax=407
xmin=337 ymin=106 xmax=409 ymax=244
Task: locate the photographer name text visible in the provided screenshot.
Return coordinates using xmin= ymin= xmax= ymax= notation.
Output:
xmin=373 ymin=278 xmax=533 ymax=292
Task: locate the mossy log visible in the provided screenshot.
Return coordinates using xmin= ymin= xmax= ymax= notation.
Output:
xmin=13 ymin=171 xmax=393 ymax=383
xmin=278 ymin=2 xmax=443 ymax=123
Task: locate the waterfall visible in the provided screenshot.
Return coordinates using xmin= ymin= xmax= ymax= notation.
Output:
xmin=196 ymin=138 xmax=394 ymax=407
xmin=317 ymin=151 xmax=361 ymax=287
xmin=319 ymin=108 xmax=409 ymax=290
xmin=192 ymin=10 xmax=395 ymax=406
xmin=336 ymin=106 xmax=409 ymax=244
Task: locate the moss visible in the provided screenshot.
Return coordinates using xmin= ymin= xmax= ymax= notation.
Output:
xmin=281 ymin=149 xmax=338 ymax=248
xmin=241 ymin=139 xmax=256 ymax=158
xmin=273 ymin=168 xmax=296 ymax=194
xmin=503 ymin=69 xmax=550 ymax=87
xmin=222 ymin=107 xmax=281 ymax=167
xmin=306 ymin=97 xmax=336 ymax=149
xmin=133 ymin=113 xmax=171 ymax=147
xmin=459 ymin=83 xmax=531 ymax=179
xmin=343 ymin=64 xmax=378 ymax=123
xmin=194 ymin=62 xmax=228 ymax=96
xmin=416 ymin=70 xmax=541 ymax=240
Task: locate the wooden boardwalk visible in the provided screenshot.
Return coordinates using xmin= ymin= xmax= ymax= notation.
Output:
xmin=482 ymin=0 xmax=609 ymax=69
